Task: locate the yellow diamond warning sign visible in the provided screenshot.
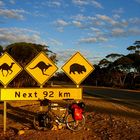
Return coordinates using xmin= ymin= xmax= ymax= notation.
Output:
xmin=0 ymin=52 xmax=23 ymax=86
xmin=25 ymin=52 xmax=58 ymax=86
xmin=61 ymin=52 xmax=94 ymax=85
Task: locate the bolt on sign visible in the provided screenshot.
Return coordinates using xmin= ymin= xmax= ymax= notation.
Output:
xmin=0 ymin=52 xmax=23 ymax=86
xmin=25 ymin=52 xmax=58 ymax=86
xmin=1 ymin=88 xmax=82 ymax=100
xmin=62 ymin=52 xmax=95 ymax=85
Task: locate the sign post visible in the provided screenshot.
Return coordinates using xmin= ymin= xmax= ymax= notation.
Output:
xmin=0 ymin=52 xmax=23 ymax=133
xmin=40 ymin=85 xmax=43 ymax=111
xmin=4 ymin=86 xmax=6 ymax=134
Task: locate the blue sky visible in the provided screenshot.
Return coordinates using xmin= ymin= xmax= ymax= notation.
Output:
xmin=0 ymin=0 xmax=140 ymax=67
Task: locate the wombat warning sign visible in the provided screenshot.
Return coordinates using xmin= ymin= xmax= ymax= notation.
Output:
xmin=69 ymin=63 xmax=86 ymax=74
xmin=61 ymin=52 xmax=94 ymax=85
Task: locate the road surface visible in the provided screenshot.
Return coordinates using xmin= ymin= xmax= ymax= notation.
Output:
xmin=83 ymin=86 xmax=140 ymax=119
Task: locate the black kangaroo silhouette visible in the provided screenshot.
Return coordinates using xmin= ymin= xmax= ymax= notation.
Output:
xmin=30 ymin=61 xmax=52 ymax=76
xmin=0 ymin=62 xmax=15 ymax=77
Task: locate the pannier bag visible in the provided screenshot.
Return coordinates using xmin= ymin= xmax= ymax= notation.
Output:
xmin=38 ymin=113 xmax=46 ymax=127
xmin=71 ymin=103 xmax=84 ymax=120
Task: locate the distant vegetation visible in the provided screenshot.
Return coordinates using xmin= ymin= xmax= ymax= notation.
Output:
xmin=0 ymin=41 xmax=140 ymax=89
xmin=0 ymin=42 xmax=57 ymax=87
xmin=54 ymin=40 xmax=140 ymax=89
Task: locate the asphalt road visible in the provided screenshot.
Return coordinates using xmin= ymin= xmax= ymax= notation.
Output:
xmin=84 ymin=86 xmax=140 ymax=102
xmin=83 ymin=86 xmax=140 ymax=119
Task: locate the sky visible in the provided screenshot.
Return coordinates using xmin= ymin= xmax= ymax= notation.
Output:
xmin=0 ymin=0 xmax=140 ymax=67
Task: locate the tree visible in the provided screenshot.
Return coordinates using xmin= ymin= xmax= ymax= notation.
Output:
xmin=98 ymin=58 xmax=111 ymax=68
xmin=106 ymin=53 xmax=123 ymax=61
xmin=107 ymin=56 xmax=134 ymax=86
xmin=127 ymin=40 xmax=140 ymax=54
xmin=126 ymin=53 xmax=140 ymax=72
xmin=0 ymin=45 xmax=3 ymax=56
xmin=3 ymin=42 xmax=57 ymax=87
xmin=4 ymin=42 xmax=57 ymax=66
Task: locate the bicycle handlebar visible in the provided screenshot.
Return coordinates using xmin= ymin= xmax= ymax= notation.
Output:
xmin=38 ymin=98 xmax=51 ymax=106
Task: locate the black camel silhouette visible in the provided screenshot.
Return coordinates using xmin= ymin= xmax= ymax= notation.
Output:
xmin=0 ymin=62 xmax=15 ymax=77
xmin=30 ymin=61 xmax=52 ymax=76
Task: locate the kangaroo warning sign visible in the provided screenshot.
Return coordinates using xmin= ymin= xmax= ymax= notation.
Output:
xmin=61 ymin=52 xmax=94 ymax=85
xmin=0 ymin=52 xmax=23 ymax=86
xmin=25 ymin=52 xmax=58 ymax=86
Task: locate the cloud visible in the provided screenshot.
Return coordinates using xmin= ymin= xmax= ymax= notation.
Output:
xmin=112 ymin=8 xmax=124 ymax=14
xmin=111 ymin=27 xmax=140 ymax=37
xmin=71 ymin=14 xmax=128 ymax=29
xmin=112 ymin=28 xmax=125 ymax=36
xmin=72 ymin=0 xmax=88 ymax=5
xmin=56 ymin=49 xmax=77 ymax=64
xmin=79 ymin=37 xmax=97 ymax=43
xmin=54 ymin=19 xmax=69 ymax=32
xmin=0 ymin=9 xmax=26 ymax=20
xmin=72 ymin=0 xmax=103 ymax=8
xmin=96 ymin=14 xmax=117 ymax=25
xmin=0 ymin=28 xmax=46 ymax=45
xmin=135 ymin=0 xmax=140 ymax=4
xmin=55 ymin=19 xmax=69 ymax=26
xmin=0 ymin=1 xmax=4 ymax=7
xmin=91 ymin=0 xmax=103 ymax=8
xmin=72 ymin=20 xmax=82 ymax=27
xmin=113 ymin=14 xmax=120 ymax=19
xmin=55 ymin=13 xmax=140 ymax=44
xmin=47 ymin=1 xmax=61 ymax=7
xmin=79 ymin=36 xmax=108 ymax=43
xmin=56 ymin=49 xmax=100 ymax=65
xmin=9 ymin=0 xmax=16 ymax=4
xmin=71 ymin=14 xmax=87 ymax=21
xmin=128 ymin=27 xmax=140 ymax=35
xmin=48 ymin=38 xmax=63 ymax=46
xmin=129 ymin=17 xmax=140 ymax=25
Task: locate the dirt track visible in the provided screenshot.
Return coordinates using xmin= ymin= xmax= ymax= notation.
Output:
xmin=0 ymin=87 xmax=140 ymax=140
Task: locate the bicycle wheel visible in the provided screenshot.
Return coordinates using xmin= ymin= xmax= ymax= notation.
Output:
xmin=66 ymin=113 xmax=85 ymax=131
xmin=33 ymin=113 xmax=46 ymax=130
xmin=33 ymin=112 xmax=52 ymax=130
xmin=44 ymin=114 xmax=53 ymax=130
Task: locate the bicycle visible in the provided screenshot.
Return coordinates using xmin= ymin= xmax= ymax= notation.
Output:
xmin=33 ymin=99 xmax=85 ymax=131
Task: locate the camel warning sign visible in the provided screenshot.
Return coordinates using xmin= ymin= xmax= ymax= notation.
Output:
xmin=25 ymin=52 xmax=58 ymax=86
xmin=61 ymin=52 xmax=94 ymax=85
xmin=0 ymin=52 xmax=23 ymax=86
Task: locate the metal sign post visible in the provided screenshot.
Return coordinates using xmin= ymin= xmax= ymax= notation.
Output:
xmin=4 ymin=86 xmax=7 ymax=134
xmin=40 ymin=85 xmax=43 ymax=111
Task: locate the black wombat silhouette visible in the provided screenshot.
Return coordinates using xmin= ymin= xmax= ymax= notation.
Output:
xmin=69 ymin=63 xmax=86 ymax=74
xmin=0 ymin=62 xmax=15 ymax=77
xmin=30 ymin=61 xmax=52 ymax=76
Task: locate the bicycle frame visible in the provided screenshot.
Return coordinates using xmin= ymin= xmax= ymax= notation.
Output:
xmin=33 ymin=99 xmax=85 ymax=131
xmin=47 ymin=103 xmax=70 ymax=124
